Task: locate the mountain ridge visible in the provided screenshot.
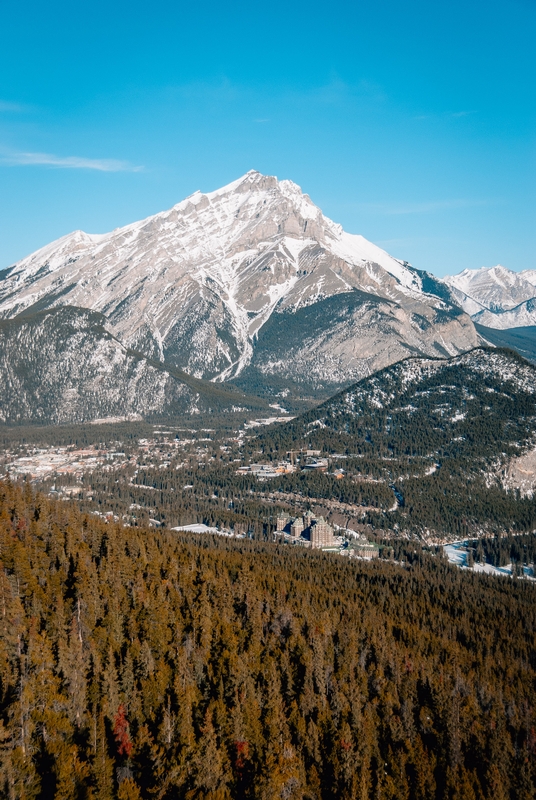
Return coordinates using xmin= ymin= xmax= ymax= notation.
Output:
xmin=250 ymin=345 xmax=536 ymax=537
xmin=0 ymin=172 xmax=477 ymax=395
xmin=443 ymin=264 xmax=536 ymax=329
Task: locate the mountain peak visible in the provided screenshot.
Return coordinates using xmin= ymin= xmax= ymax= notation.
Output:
xmin=0 ymin=172 xmax=477 ymax=397
xmin=443 ymin=263 xmax=536 ymax=327
xmin=175 ymin=170 xmax=312 ymax=206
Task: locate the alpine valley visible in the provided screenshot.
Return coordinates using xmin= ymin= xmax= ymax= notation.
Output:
xmin=1 ymin=174 xmax=536 ymax=800
xmin=0 ymin=170 xmax=480 ymax=424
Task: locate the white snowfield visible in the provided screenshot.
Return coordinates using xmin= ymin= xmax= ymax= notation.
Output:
xmin=0 ymin=170 xmax=476 ymax=383
xmin=443 ymin=265 xmax=536 ymax=329
xmin=444 ymin=542 xmax=535 ymax=581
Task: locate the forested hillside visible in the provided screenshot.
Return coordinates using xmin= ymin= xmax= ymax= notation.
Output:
xmin=0 ymin=307 xmax=269 ymax=425
xmin=256 ymin=348 xmax=536 ymax=463
xmin=253 ymin=348 xmax=536 ymax=537
xmin=1 ymin=481 xmax=535 ymax=799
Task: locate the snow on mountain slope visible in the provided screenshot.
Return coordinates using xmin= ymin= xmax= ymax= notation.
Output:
xmin=444 ymin=265 xmax=536 ymax=328
xmin=0 ymin=307 xmax=266 ymax=424
xmin=520 ymin=270 xmax=536 ymax=287
xmin=473 ymin=299 xmax=536 ymax=330
xmin=0 ymin=171 xmax=477 ymax=395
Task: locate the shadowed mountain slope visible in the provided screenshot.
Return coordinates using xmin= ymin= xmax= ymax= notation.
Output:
xmin=0 ymin=306 xmax=267 ymax=425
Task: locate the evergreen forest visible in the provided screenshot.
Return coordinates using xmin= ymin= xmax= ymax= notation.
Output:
xmin=0 ymin=481 xmax=535 ymax=799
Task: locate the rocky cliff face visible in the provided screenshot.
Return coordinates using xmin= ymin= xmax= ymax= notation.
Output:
xmin=0 ymin=171 xmax=479 ymax=420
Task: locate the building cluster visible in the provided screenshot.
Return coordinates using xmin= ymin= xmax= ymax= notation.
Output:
xmin=276 ymin=510 xmax=339 ymax=549
xmin=286 ymin=449 xmax=328 ymax=471
xmin=0 ymin=447 xmax=107 ymax=481
xmin=237 ymin=452 xmax=338 ymax=481
xmin=302 ymin=457 xmax=329 ymax=472
xmin=237 ymin=461 xmax=296 ymax=480
xmin=345 ymin=537 xmax=380 ymax=559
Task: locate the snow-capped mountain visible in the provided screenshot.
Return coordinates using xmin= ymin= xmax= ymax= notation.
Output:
xmin=0 ymin=171 xmax=478 ymax=418
xmin=444 ymin=265 xmax=536 ymax=329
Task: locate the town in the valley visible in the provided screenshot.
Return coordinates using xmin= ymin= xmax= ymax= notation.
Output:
xmin=0 ymin=415 xmax=381 ymax=559
xmin=1 ymin=413 xmax=533 ymax=577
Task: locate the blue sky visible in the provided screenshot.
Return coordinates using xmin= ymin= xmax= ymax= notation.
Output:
xmin=0 ymin=0 xmax=534 ymax=276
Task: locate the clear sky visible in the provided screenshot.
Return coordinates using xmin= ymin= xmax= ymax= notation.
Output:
xmin=0 ymin=0 xmax=534 ymax=277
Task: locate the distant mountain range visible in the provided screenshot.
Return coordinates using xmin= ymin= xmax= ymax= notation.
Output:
xmin=443 ymin=264 xmax=536 ymax=329
xmin=0 ymin=171 xmax=480 ymax=423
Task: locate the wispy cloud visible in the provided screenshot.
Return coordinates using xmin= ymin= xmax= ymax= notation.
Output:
xmin=0 ymin=149 xmax=143 ymax=172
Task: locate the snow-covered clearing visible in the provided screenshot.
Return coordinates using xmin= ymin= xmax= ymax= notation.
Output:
xmin=443 ymin=541 xmax=535 ymax=580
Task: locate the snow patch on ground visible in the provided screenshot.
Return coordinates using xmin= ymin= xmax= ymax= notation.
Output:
xmin=444 ymin=541 xmax=535 ymax=580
